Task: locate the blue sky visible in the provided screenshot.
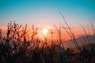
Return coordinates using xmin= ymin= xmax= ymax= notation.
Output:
xmin=0 ymin=0 xmax=95 ymax=27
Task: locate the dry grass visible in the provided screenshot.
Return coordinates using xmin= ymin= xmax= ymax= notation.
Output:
xmin=0 ymin=19 xmax=95 ymax=63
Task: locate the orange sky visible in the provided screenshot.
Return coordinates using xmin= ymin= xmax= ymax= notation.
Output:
xmin=0 ymin=25 xmax=93 ymax=42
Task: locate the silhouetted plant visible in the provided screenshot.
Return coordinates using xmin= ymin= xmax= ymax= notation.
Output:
xmin=59 ymin=12 xmax=81 ymax=51
xmin=0 ymin=21 xmax=95 ymax=63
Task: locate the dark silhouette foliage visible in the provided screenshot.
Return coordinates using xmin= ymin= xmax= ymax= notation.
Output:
xmin=0 ymin=22 xmax=95 ymax=63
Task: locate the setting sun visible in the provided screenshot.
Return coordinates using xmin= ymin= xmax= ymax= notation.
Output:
xmin=42 ymin=28 xmax=48 ymax=36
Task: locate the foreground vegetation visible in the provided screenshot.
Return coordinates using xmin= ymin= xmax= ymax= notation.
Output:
xmin=0 ymin=21 xmax=95 ymax=63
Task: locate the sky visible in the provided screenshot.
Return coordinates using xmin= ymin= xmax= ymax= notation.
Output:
xmin=0 ymin=0 xmax=95 ymax=28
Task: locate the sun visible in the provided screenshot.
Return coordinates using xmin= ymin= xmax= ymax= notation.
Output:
xmin=42 ymin=28 xmax=48 ymax=36
xmin=36 ymin=25 xmax=52 ymax=41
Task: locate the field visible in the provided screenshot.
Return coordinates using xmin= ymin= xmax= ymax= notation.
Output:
xmin=0 ymin=21 xmax=95 ymax=63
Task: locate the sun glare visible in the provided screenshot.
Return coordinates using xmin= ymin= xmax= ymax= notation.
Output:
xmin=42 ymin=28 xmax=48 ymax=36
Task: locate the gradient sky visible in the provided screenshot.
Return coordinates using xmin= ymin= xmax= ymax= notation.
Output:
xmin=0 ymin=0 xmax=95 ymax=27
